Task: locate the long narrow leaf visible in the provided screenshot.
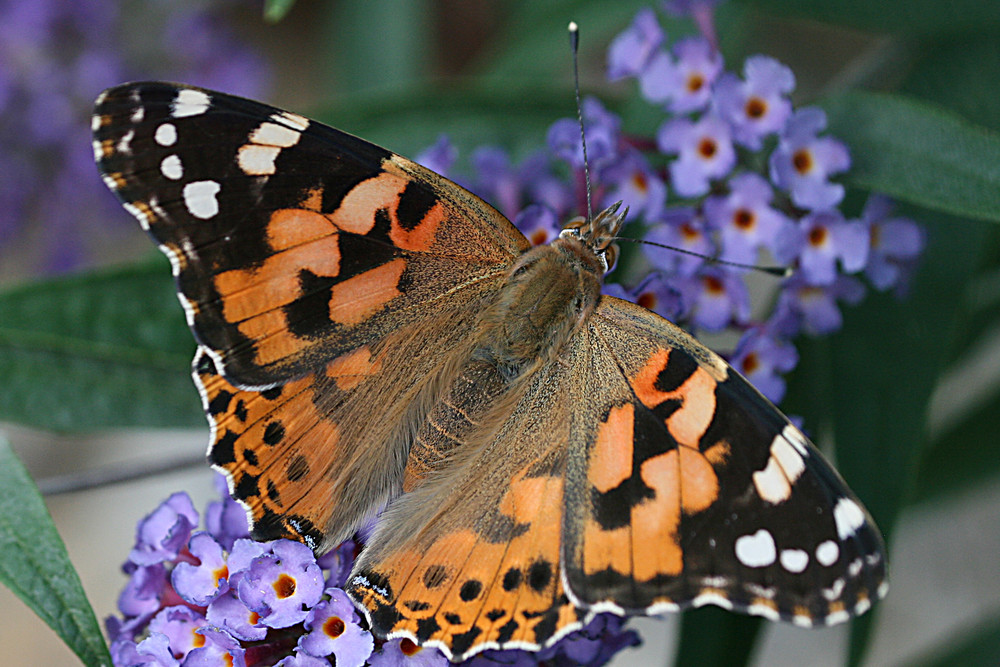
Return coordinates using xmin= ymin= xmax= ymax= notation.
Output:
xmin=0 ymin=438 xmax=111 ymax=667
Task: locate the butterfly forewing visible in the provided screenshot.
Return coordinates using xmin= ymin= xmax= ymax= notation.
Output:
xmin=564 ymin=296 xmax=887 ymax=624
xmin=93 ymin=82 xmax=527 ymax=388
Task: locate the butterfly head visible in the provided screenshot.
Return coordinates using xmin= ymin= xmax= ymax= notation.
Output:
xmin=559 ymin=200 xmax=628 ymax=273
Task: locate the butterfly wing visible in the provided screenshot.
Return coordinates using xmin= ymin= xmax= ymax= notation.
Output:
xmin=563 ymin=295 xmax=887 ymax=625
xmin=93 ymin=82 xmax=530 ymax=549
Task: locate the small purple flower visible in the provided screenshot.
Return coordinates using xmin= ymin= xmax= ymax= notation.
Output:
xmin=129 ymin=492 xmax=199 ymax=567
xmin=205 ymin=590 xmax=267 ymax=642
xmin=513 ymin=205 xmax=563 ymax=247
xmin=117 ymin=563 xmax=168 ymax=621
xmin=782 ymin=210 xmax=869 ymax=286
xmin=548 ymin=97 xmax=621 ymax=170
xmin=275 ymin=649 xmax=334 ymax=667
xmin=205 ymin=477 xmax=250 ymax=552
xmin=171 ymin=532 xmax=229 ymax=606
xmin=471 ymin=147 xmax=524 ymax=219
xmin=773 ymin=275 xmax=866 ymax=336
xmin=607 ymin=8 xmax=665 ymax=81
xmin=147 ymin=606 xmax=207 ymax=662
xmin=238 ymin=540 xmax=325 ymax=629
xmin=658 ymin=114 xmax=735 ymax=197
xmin=630 ymin=272 xmax=687 ymax=321
xmin=298 ymin=588 xmax=373 ymax=666
xmin=769 ymin=107 xmax=850 ymax=210
xmin=369 ymin=637 xmax=449 ymax=666
xmin=111 ymin=632 xmax=179 ymax=667
xmin=416 ymin=134 xmax=457 ymax=177
xmin=714 ymin=55 xmax=795 ymax=149
xmin=600 ymin=148 xmax=667 ymax=222
xmin=704 ymin=172 xmax=791 ymax=264
xmin=184 ymin=627 xmax=246 ymax=667
xmin=661 ymin=37 xmax=723 ymax=114
xmin=317 ymin=539 xmax=359 ymax=589
xmin=226 ymin=538 xmax=270 ymax=587
xmin=860 ymin=195 xmax=925 ymax=292
xmin=731 ymin=330 xmax=799 ymax=403
xmin=643 ymin=208 xmax=714 ymax=277
xmin=685 ymin=268 xmax=751 ymax=331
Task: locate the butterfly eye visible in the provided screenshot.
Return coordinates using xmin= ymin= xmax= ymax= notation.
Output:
xmin=603 ymin=244 xmax=619 ymax=272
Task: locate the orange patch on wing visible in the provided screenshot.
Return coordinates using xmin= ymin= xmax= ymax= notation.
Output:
xmin=215 ymin=236 xmax=341 ymax=321
xmin=582 ymin=522 xmax=632 ymax=577
xmin=390 ymin=200 xmax=445 ymax=252
xmin=266 ymin=208 xmax=338 ymax=251
xmin=237 ymin=309 xmax=310 ymax=366
xmin=298 ymin=187 xmax=324 ymax=211
xmin=704 ymin=440 xmax=731 ymax=466
xmin=330 ymin=171 xmax=408 ymax=235
xmin=326 ymin=346 xmax=381 ymax=391
xmin=589 ymin=403 xmax=634 ymax=493
xmin=665 ymin=368 xmax=716 ymax=446
xmin=328 ymin=258 xmax=406 ymax=326
xmin=499 ymin=473 xmax=563 ymax=526
xmin=631 ymin=348 xmax=673 ymax=408
xmin=676 ymin=446 xmax=719 ymax=513
xmin=631 ymin=348 xmax=718 ymax=448
xmin=632 ymin=450 xmax=683 ymax=579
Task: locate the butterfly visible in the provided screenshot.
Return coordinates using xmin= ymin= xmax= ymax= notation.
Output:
xmin=93 ymin=82 xmax=887 ymax=661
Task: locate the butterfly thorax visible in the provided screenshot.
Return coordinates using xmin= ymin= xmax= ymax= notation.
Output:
xmin=472 ymin=235 xmax=601 ymax=378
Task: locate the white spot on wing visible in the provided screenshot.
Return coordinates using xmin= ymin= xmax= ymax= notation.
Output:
xmin=116 ymin=129 xmax=134 ymax=154
xmin=160 ymin=154 xmax=183 ymax=180
xmin=131 ymin=106 xmax=145 ymax=123
xmin=782 ymin=423 xmax=809 ymax=456
xmin=183 ymin=180 xmax=221 ymax=219
xmin=816 ymin=540 xmax=839 ymax=566
xmin=275 ymin=111 xmax=309 ymax=131
xmin=251 ymin=121 xmax=302 ymax=147
xmin=772 ymin=432 xmax=805 ymax=481
xmin=779 ymin=548 xmax=809 ymax=573
xmin=172 ymin=88 xmax=211 ymax=117
xmin=155 ymin=123 xmax=177 ymax=146
xmin=753 ymin=456 xmax=791 ymax=504
xmin=833 ymin=497 xmax=865 ymax=539
xmin=735 ymin=529 xmax=776 ymax=568
xmin=237 ymin=144 xmax=280 ymax=176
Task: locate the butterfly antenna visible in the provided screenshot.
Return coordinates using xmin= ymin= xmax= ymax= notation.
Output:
xmin=569 ymin=21 xmax=594 ymax=227
xmin=613 ymin=237 xmax=792 ymax=277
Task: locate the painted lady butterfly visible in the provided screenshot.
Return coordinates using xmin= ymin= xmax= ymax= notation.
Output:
xmin=93 ymin=82 xmax=887 ymax=661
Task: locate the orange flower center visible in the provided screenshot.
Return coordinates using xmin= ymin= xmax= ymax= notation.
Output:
xmin=698 ymin=137 xmax=718 ymax=159
xmin=273 ymin=574 xmax=296 ymax=599
xmin=793 ymin=149 xmax=813 ymax=174
xmin=324 ymin=616 xmax=346 ymax=638
xmin=745 ymin=96 xmax=767 ymax=119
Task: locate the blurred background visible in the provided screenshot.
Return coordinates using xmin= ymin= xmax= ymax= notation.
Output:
xmin=2 ymin=1 xmax=1000 ymax=665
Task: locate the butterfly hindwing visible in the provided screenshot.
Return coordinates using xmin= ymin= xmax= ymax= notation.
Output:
xmin=563 ymin=296 xmax=887 ymax=625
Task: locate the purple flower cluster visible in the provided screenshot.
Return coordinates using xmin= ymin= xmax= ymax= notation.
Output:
xmin=108 ymin=478 xmax=640 ymax=666
xmin=423 ymin=4 xmax=925 ymax=405
xmin=0 ymin=0 xmax=269 ymax=275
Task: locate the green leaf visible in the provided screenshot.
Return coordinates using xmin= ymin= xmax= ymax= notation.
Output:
xmin=822 ymin=91 xmax=1000 ymax=224
xmin=740 ymin=0 xmax=1000 ymax=36
xmin=905 ymin=612 xmax=1000 ymax=667
xmin=311 ymin=81 xmax=584 ymax=162
xmin=0 ymin=438 xmax=112 ymax=667
xmin=323 ymin=0 xmax=433 ymax=91
xmin=0 ymin=259 xmax=201 ymax=431
xmin=263 ymin=0 xmax=295 ymax=23
xmin=674 ymin=608 xmax=761 ymax=667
